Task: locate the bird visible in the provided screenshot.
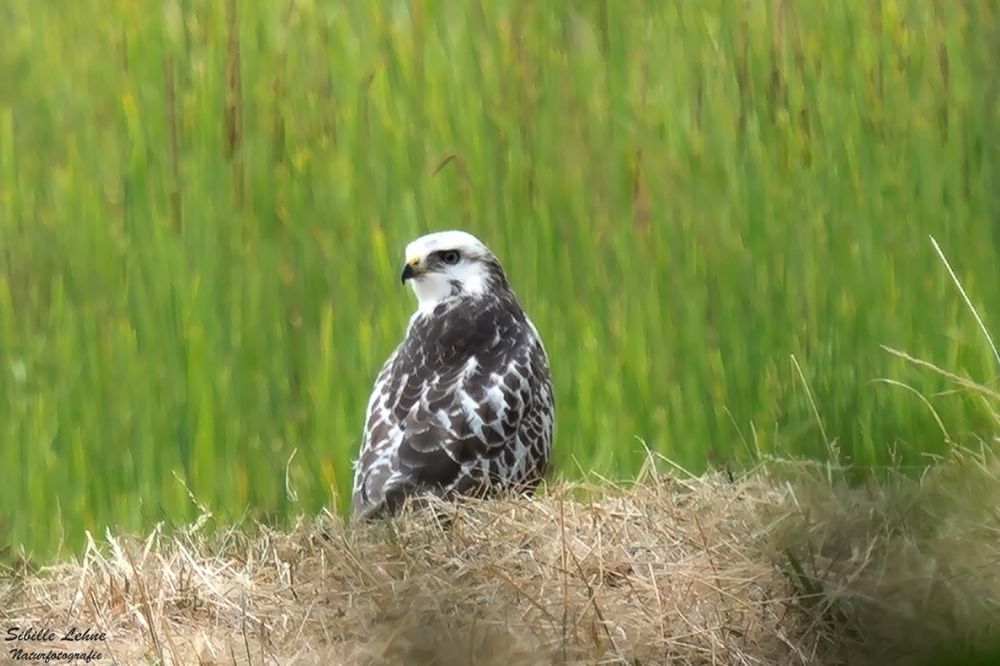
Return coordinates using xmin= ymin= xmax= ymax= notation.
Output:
xmin=351 ymin=230 xmax=555 ymax=519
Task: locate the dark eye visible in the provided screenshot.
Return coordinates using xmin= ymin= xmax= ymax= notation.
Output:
xmin=441 ymin=250 xmax=461 ymax=265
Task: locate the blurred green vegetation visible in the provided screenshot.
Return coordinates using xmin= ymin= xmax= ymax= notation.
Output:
xmin=1 ymin=0 xmax=998 ymax=558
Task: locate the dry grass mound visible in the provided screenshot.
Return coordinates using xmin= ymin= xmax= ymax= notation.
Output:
xmin=3 ymin=450 xmax=1000 ymax=665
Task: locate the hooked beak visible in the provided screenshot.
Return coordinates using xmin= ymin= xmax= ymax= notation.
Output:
xmin=400 ymin=258 xmax=421 ymax=283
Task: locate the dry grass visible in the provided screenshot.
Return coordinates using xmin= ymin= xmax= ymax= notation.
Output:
xmin=4 ymin=451 xmax=1000 ymax=665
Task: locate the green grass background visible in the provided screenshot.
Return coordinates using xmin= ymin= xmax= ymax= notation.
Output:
xmin=1 ymin=0 xmax=998 ymax=558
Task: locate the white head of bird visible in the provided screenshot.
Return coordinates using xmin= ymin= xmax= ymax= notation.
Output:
xmin=400 ymin=230 xmax=506 ymax=313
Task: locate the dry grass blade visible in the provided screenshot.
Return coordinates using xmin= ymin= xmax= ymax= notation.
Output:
xmin=3 ymin=457 xmax=1000 ymax=665
xmin=881 ymin=346 xmax=1000 ymax=402
xmin=930 ymin=235 xmax=1000 ymax=372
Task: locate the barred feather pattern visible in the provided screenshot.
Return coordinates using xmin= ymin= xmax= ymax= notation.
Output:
xmin=352 ymin=272 xmax=554 ymax=519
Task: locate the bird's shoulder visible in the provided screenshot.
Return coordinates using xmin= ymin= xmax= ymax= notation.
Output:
xmin=354 ymin=294 xmax=551 ymax=518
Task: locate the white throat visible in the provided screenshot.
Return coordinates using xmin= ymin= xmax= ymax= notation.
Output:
xmin=409 ymin=262 xmax=490 ymax=314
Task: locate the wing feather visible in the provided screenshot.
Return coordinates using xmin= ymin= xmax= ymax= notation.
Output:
xmin=353 ymin=295 xmax=551 ymax=518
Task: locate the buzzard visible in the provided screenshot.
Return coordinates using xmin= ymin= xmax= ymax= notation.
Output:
xmin=351 ymin=230 xmax=555 ymax=519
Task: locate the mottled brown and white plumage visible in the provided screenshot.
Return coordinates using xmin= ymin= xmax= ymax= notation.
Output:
xmin=351 ymin=230 xmax=554 ymax=519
